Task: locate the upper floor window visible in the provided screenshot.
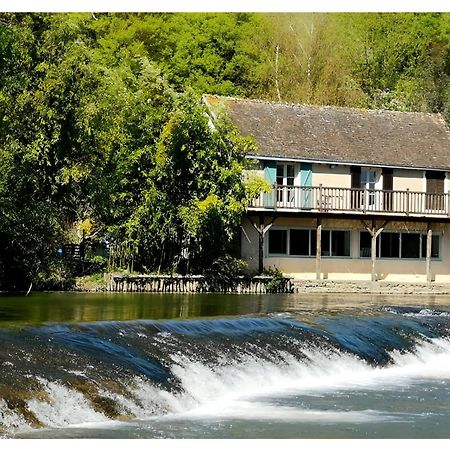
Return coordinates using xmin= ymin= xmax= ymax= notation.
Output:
xmin=276 ymin=163 xmax=296 ymax=204
xmin=276 ymin=163 xmax=295 ymax=186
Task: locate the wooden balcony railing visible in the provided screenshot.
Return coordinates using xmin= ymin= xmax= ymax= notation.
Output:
xmin=250 ymin=184 xmax=450 ymax=217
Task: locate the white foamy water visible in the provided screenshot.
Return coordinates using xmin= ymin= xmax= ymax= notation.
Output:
xmin=0 ymin=400 xmax=33 ymax=434
xmin=123 ymin=337 xmax=450 ymax=423
xmin=4 ymin=337 xmax=450 ymax=435
xmin=26 ymin=378 xmax=108 ymax=428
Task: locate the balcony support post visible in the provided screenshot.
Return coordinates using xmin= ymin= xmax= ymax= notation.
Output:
xmin=362 ymin=219 xmax=389 ymax=282
xmin=426 ymin=223 xmax=433 ymax=283
xmin=316 ymin=218 xmax=322 ymax=280
xmin=249 ymin=214 xmax=276 ymax=275
xmin=258 ymin=214 xmax=264 ymax=274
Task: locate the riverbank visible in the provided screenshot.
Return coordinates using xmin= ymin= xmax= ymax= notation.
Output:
xmin=71 ymin=273 xmax=450 ymax=295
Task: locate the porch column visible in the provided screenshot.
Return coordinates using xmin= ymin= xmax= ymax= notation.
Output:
xmin=371 ymin=226 xmax=377 ymax=282
xmin=248 ymin=215 xmax=276 ymax=275
xmin=258 ymin=214 xmax=264 ymax=274
xmin=363 ymin=219 xmax=388 ymax=282
xmin=426 ymin=224 xmax=433 ymax=283
xmin=316 ymin=218 xmax=322 ymax=280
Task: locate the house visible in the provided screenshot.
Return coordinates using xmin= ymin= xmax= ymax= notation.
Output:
xmin=203 ymin=94 xmax=450 ymax=283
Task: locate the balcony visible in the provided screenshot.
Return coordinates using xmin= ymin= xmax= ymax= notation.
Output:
xmin=249 ymin=185 xmax=450 ymax=218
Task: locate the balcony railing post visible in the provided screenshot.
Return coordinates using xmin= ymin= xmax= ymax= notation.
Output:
xmin=273 ymin=183 xmax=277 ymax=211
xmin=447 ymin=193 xmax=450 ymax=217
xmin=406 ymin=188 xmax=410 ymax=216
xmin=318 ymin=184 xmax=323 ymax=212
xmin=363 ymin=187 xmax=367 ymax=213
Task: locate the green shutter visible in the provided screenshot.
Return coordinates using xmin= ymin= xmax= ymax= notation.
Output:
xmin=300 ymin=163 xmax=312 ymax=208
xmin=263 ymin=161 xmax=276 ymax=207
xmin=264 ymin=160 xmax=276 ymax=183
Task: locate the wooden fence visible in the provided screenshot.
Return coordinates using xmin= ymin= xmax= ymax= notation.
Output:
xmin=108 ymin=274 xmax=293 ymax=294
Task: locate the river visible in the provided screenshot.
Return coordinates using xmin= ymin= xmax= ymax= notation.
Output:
xmin=0 ymin=292 xmax=450 ymax=438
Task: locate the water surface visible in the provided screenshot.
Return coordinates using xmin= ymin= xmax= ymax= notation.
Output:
xmin=0 ymin=292 xmax=450 ymax=438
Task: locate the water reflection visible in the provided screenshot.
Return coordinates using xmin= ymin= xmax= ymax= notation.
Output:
xmin=0 ymin=291 xmax=450 ymax=326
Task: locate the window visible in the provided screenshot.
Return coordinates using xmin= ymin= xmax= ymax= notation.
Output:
xmin=268 ymin=229 xmax=287 ymax=255
xmin=321 ymin=230 xmax=350 ymax=257
xmin=276 ymin=163 xmax=295 ymax=186
xmin=359 ymin=231 xmax=376 ymax=258
xmin=277 ymin=163 xmax=296 ymax=204
xmin=380 ymin=232 xmax=400 ymax=258
xmin=268 ymin=228 xmax=350 ymax=257
xmin=290 ymin=229 xmax=316 ymax=256
xmin=421 ymin=234 xmax=440 ymax=258
xmin=359 ymin=231 xmax=440 ymax=259
xmin=401 ymin=233 xmax=421 ymax=259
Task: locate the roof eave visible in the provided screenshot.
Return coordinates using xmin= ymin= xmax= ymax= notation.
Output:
xmin=246 ymin=154 xmax=450 ymax=172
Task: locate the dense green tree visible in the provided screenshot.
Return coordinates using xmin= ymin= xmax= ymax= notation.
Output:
xmin=2 ymin=12 xmax=450 ymax=288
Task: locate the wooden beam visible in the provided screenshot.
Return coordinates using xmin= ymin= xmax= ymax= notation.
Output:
xmin=371 ymin=231 xmax=377 ymax=282
xmin=247 ymin=215 xmax=276 ymax=275
xmin=426 ymin=224 xmax=433 ymax=283
xmin=258 ymin=215 xmax=264 ymax=274
xmin=361 ymin=219 xmax=389 ymax=282
xmin=316 ymin=219 xmax=322 ymax=280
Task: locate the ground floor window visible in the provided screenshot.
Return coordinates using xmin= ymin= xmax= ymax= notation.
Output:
xmin=289 ymin=229 xmax=316 ymax=256
xmin=268 ymin=228 xmax=350 ymax=257
xmin=359 ymin=231 xmax=440 ymax=259
xmin=321 ymin=230 xmax=351 ymax=257
xmin=268 ymin=229 xmax=287 ymax=255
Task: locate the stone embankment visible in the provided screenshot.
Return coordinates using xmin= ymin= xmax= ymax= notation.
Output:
xmin=79 ymin=274 xmax=450 ymax=295
xmin=291 ymin=280 xmax=450 ymax=294
xmin=106 ymin=274 xmax=293 ymax=294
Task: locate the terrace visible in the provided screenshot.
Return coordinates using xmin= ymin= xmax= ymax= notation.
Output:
xmin=249 ymin=184 xmax=450 ymax=218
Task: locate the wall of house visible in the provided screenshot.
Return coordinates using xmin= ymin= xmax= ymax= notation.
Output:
xmin=241 ymin=215 xmax=450 ymax=282
xmin=393 ymin=169 xmax=424 ymax=192
xmin=312 ymin=163 xmax=351 ymax=188
xmin=254 ymin=159 xmax=445 ymax=194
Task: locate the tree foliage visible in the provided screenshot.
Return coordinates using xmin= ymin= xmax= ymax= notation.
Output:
xmin=2 ymin=12 xmax=450 ymax=287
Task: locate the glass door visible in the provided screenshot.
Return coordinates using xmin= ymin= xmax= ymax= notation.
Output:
xmin=276 ymin=163 xmax=295 ymax=206
xmin=361 ymin=168 xmax=379 ymax=209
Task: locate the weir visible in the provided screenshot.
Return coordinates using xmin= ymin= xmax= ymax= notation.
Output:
xmin=1 ymin=305 xmax=450 ymax=437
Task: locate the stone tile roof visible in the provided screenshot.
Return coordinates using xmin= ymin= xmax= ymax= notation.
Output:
xmin=203 ymin=94 xmax=450 ymax=171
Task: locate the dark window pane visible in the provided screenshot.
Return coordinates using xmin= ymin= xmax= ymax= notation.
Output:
xmin=360 ymin=231 xmax=372 ymax=258
xmin=360 ymin=232 xmax=380 ymax=257
xmin=401 ymin=233 xmax=420 ymax=258
xmin=432 ymin=235 xmax=440 ymax=258
xmin=276 ymin=165 xmax=284 ymax=186
xmin=380 ymin=232 xmax=399 ymax=258
xmin=290 ymin=229 xmax=310 ymax=256
xmin=286 ymin=165 xmax=295 ymax=186
xmin=268 ymin=230 xmax=287 ymax=254
xmin=321 ymin=230 xmax=330 ymax=256
xmin=331 ymin=230 xmax=350 ymax=256
xmin=310 ymin=230 xmax=317 ymax=256
xmin=276 ymin=165 xmax=284 ymax=177
xmin=421 ymin=234 xmax=440 ymax=258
